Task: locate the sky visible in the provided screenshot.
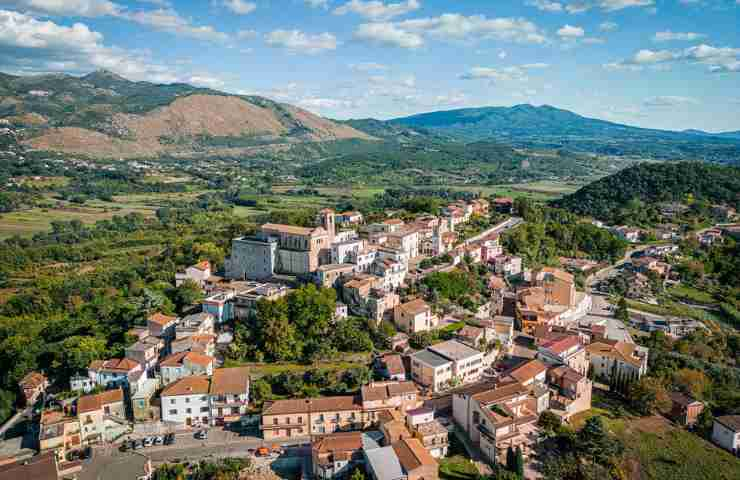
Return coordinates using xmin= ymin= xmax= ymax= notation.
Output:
xmin=0 ymin=0 xmax=739 ymax=132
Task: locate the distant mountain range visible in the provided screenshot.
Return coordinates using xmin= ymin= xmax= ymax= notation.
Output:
xmin=382 ymin=105 xmax=740 ymax=163
xmin=0 ymin=70 xmax=370 ymax=159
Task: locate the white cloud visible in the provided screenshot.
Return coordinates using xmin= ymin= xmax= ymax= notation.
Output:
xmin=0 ymin=0 xmax=122 ymax=17
xmin=333 ymin=0 xmax=420 ymax=20
xmin=400 ymin=74 xmax=415 ymax=87
xmin=0 ymin=9 xmax=216 ymax=85
xmin=354 ymin=22 xmax=423 ymax=48
xmin=599 ymin=0 xmax=653 ymax=11
xmin=582 ymin=37 xmax=604 ymax=44
xmin=599 ymin=21 xmax=618 ymax=31
xmin=237 ymin=29 xmax=257 ymax=39
xmin=298 ymin=97 xmax=358 ymax=110
xmin=265 ymin=29 xmax=338 ymax=54
xmin=304 ymin=0 xmax=329 ymax=7
xmin=643 ymin=95 xmax=698 ymax=107
xmin=214 ymin=0 xmax=256 ymax=15
xmin=460 ymin=63 xmax=549 ymax=82
xmin=608 ymin=44 xmax=740 ymax=73
xmin=188 ymin=75 xmax=225 ymax=89
xmin=557 ymin=24 xmax=584 ymax=37
xmin=398 ymin=14 xmax=549 ymax=44
xmin=525 ymin=0 xmax=564 ymax=12
xmin=498 ymin=50 xmax=507 ymax=59
xmin=653 ymin=31 xmax=707 ymax=42
xmin=124 ymin=9 xmax=229 ymax=42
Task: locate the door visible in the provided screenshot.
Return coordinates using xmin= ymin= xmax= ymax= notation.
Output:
xmin=186 ymin=417 xmax=192 ymax=426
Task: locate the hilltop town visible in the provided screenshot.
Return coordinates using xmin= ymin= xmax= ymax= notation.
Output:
xmin=2 ymin=181 xmax=738 ymax=480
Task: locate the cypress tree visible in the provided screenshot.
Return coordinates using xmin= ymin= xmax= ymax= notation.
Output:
xmin=506 ymin=445 xmax=516 ymax=472
xmin=515 ymin=445 xmax=524 ymax=478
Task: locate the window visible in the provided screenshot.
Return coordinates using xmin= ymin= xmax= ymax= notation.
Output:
xmin=185 ymin=398 xmax=190 ymax=403
xmin=169 ymin=409 xmax=177 ymax=415
xmin=274 ymin=418 xmax=278 ymax=425
xmin=473 ymin=411 xmax=480 ymax=424
xmin=170 ymin=399 xmax=176 ymax=405
xmin=201 ymin=407 xmax=209 ymax=413
xmin=186 ymin=408 xmax=192 ymax=414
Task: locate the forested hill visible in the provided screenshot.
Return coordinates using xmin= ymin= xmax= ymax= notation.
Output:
xmin=388 ymin=104 xmax=740 ymax=163
xmin=553 ymin=162 xmax=740 ymax=221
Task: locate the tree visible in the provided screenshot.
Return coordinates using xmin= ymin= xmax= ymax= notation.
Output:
xmin=172 ymin=279 xmax=204 ymax=311
xmin=537 ymin=411 xmax=562 ymax=436
xmin=288 ymin=284 xmax=336 ymax=338
xmin=350 ymin=467 xmax=366 ymax=480
xmin=250 ymin=378 xmax=272 ymax=405
xmin=257 ymin=298 xmax=300 ymax=361
xmin=628 ymin=377 xmax=671 ymax=415
xmin=505 ymin=446 xmax=516 ymax=473
xmin=514 ymin=445 xmax=524 ymax=478
xmin=672 ymin=368 xmax=709 ymax=400
xmin=332 ymin=318 xmax=373 ymax=353
xmin=54 ymin=335 xmax=107 ymax=379
xmin=615 ymin=297 xmax=629 ymax=323
xmin=577 ymin=416 xmax=623 ymax=469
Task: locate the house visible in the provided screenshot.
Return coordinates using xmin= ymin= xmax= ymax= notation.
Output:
xmin=209 ymin=367 xmax=250 ymax=426
xmin=410 ymin=340 xmax=484 ymax=393
xmin=38 ymin=408 xmax=82 ymax=463
xmin=335 ymin=303 xmax=349 ymax=320
xmin=558 ymin=257 xmax=598 ymax=273
xmin=132 ymin=378 xmax=160 ymax=422
xmin=372 ymin=258 xmax=407 ymax=292
xmin=610 ymin=226 xmax=641 ymax=243
xmin=668 ymin=392 xmax=704 ymax=427
xmin=18 ymin=372 xmax=48 ymax=406
xmin=546 ymin=366 xmax=592 ymax=419
xmin=88 ymin=358 xmax=143 ymax=391
xmin=360 ymin=381 xmax=421 ymax=422
xmin=491 ymin=255 xmax=522 ymax=277
xmin=69 ymin=375 xmax=95 ymax=394
xmin=376 ymin=354 xmax=408 ymax=381
xmin=262 ymin=396 xmax=364 ymax=441
xmin=175 ymin=261 xmax=212 ymax=288
xmin=456 ymin=325 xmax=486 ymax=350
xmin=493 ymin=197 xmax=514 ymax=214
xmin=533 ymin=267 xmax=577 ymax=307
xmin=147 ymin=313 xmax=178 ymax=341
xmin=316 ymin=263 xmax=356 ymax=289
xmin=331 ymin=238 xmax=365 ymax=264
xmin=175 ymin=312 xmax=215 ymax=339
xmin=712 ymin=415 xmax=740 ymax=453
xmin=161 ymin=376 xmax=211 ymax=427
xmin=405 ymin=407 xmax=449 ymax=458
xmin=481 ymin=238 xmax=503 ymax=262
xmin=698 ymin=229 xmax=723 ymax=246
xmin=311 ymin=431 xmax=366 ymax=479
xmin=537 ymin=335 xmax=588 ymax=376
xmin=452 ymin=382 xmax=537 ymax=464
xmin=337 ymin=211 xmax=364 ymax=225
xmin=125 ymin=336 xmax=164 ymax=373
xmin=201 ymin=291 xmax=235 ymax=325
xmin=394 ymin=299 xmax=437 ymax=334
xmin=171 ymin=334 xmax=216 ymax=357
xmin=502 ymin=359 xmax=548 ymax=389
xmin=386 ymin=228 xmax=420 ymax=260
xmin=77 ymin=388 xmax=127 ymax=444
xmin=159 ymin=351 xmax=215 ymax=386
xmin=391 ymin=437 xmax=439 ymax=480
xmin=586 ymin=340 xmax=649 ymax=383
xmin=0 ymin=452 xmax=61 ymax=480
xmin=231 ymin=282 xmax=290 ymax=321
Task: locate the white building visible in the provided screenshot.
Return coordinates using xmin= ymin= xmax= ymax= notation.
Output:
xmin=161 ymin=376 xmax=212 ymax=427
xmin=712 ymin=416 xmax=740 ymax=453
xmin=209 ymin=367 xmax=250 ymax=426
xmin=331 ymin=239 xmax=365 ymax=264
xmin=160 ymin=351 xmax=215 ymax=386
xmin=411 ymin=340 xmax=484 ymax=393
xmin=175 ymin=261 xmax=212 ymax=288
xmin=394 ymin=299 xmax=437 ymax=334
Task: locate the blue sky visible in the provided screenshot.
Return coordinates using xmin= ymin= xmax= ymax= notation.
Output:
xmin=0 ymin=0 xmax=739 ymax=131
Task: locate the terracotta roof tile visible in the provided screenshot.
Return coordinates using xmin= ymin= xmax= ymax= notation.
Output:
xmin=392 ymin=437 xmax=436 ymax=472
xmin=148 ymin=312 xmax=178 ymax=326
xmin=263 ymin=396 xmax=361 ymax=416
xmin=209 ymin=367 xmax=249 ymax=395
xmin=78 ymin=388 xmax=123 ymax=414
xmin=506 ymin=359 xmax=547 ymax=384
xmin=161 ymin=376 xmax=211 ymax=397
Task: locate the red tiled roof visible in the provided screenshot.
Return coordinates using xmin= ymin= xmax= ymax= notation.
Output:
xmin=192 ymin=261 xmax=211 ymax=271
xmin=541 ymin=335 xmax=581 ymax=355
xmin=78 ymin=388 xmax=124 ymax=414
xmin=148 ymin=312 xmax=177 ymax=326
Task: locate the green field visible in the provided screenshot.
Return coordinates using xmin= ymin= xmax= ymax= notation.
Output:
xmin=667 ymin=284 xmax=718 ymax=305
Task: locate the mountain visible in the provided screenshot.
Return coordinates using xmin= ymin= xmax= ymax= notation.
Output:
xmin=389 ymin=105 xmax=740 ymax=163
xmin=0 ymin=70 xmax=371 ymax=159
xmin=553 ymin=162 xmax=740 ymax=221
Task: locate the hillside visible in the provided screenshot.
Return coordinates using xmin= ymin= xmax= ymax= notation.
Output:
xmin=0 ymin=70 xmax=371 ymax=159
xmin=390 ymin=105 xmax=740 ymax=163
xmin=554 ymin=162 xmax=740 ymax=221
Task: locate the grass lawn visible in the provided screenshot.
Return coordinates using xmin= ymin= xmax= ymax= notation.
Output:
xmin=221 ymin=353 xmax=372 ymax=378
xmin=439 ymin=456 xmax=479 ymax=480
xmin=667 ymin=284 xmax=718 ymax=305
xmin=571 ymin=394 xmax=740 ymax=480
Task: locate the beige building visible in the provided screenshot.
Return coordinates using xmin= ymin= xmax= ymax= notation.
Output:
xmin=18 ymin=371 xmax=48 ymax=406
xmin=547 ymin=366 xmax=592 ymax=419
xmin=410 ymin=340 xmax=485 ymax=393
xmin=360 ymin=381 xmax=421 ymax=423
xmin=392 ymin=437 xmax=439 ymax=480
xmin=394 ymin=299 xmax=437 ymax=334
xmin=160 ymin=351 xmax=215 ymax=386
xmin=311 ymin=431 xmax=365 ymax=479
xmin=537 ymin=335 xmax=589 ymax=376
xmin=587 ymin=340 xmax=649 ymax=382
xmin=262 ymin=396 xmax=364 ymax=441
xmin=39 ymin=409 xmax=82 ymax=462
xmin=209 ymin=367 xmax=250 ymax=426
xmin=77 ymin=388 xmax=127 ymax=444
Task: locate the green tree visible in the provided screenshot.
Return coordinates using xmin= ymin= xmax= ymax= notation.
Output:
xmin=257 ymin=298 xmax=300 ymax=361
xmin=577 ymin=416 xmax=623 ymax=469
xmin=288 ymin=284 xmax=336 ymax=338
xmin=505 ymin=446 xmax=516 ymax=473
xmin=171 ymin=279 xmax=205 ymax=311
xmin=615 ymin=297 xmax=629 ymax=323
xmin=53 ymin=335 xmax=107 ymax=379
xmin=250 ymin=378 xmax=272 ymax=405
xmin=350 ymin=467 xmax=366 ymax=480
xmin=628 ymin=377 xmax=671 ymax=415
xmin=514 ymin=446 xmax=524 ymax=478
xmin=537 ymin=411 xmax=562 ymax=436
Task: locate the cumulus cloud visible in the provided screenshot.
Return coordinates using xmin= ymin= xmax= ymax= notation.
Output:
xmin=354 ymin=22 xmax=423 ymax=48
xmin=265 ymin=29 xmax=338 ymax=54
xmin=213 ymin=0 xmax=256 ymax=15
xmin=237 ymin=29 xmax=257 ymax=39
xmin=298 ymin=97 xmax=358 ymax=110
xmin=599 ymin=21 xmax=618 ymax=31
xmin=333 ymin=0 xmax=420 ymax=20
xmin=546 ymin=0 xmax=653 ymax=12
xmin=525 ymin=0 xmax=564 ymax=12
xmin=643 ymin=95 xmax=698 ymax=107
xmin=122 ymin=8 xmax=229 ymax=42
xmin=653 ymin=31 xmax=707 ymax=42
xmin=188 ymin=75 xmax=225 ymax=89
xmin=0 ymin=9 xmax=218 ymax=84
xmin=0 ymin=0 xmax=122 ymax=17
xmin=600 ymin=0 xmax=653 ymax=10
xmin=608 ymin=44 xmax=740 ymax=73
xmin=557 ymin=24 xmax=585 ymax=37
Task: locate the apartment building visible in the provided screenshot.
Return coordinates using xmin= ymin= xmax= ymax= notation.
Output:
xmin=546 ymin=366 xmax=592 ymax=419
xmin=394 ymin=299 xmax=437 ymax=334
xmin=175 ymin=312 xmax=215 ymax=339
xmin=537 ymin=335 xmax=588 ymax=376
xmin=171 ymin=333 xmax=216 ymax=357
xmin=161 ymin=376 xmax=212 ymax=427
xmin=39 ymin=408 xmax=82 ymax=463
xmin=125 ymin=336 xmax=164 ymax=373
xmin=316 ymin=263 xmax=356 ymax=289
xmin=77 ymin=388 xmax=127 ymax=444
xmin=360 ymin=381 xmax=421 ymax=423
xmin=147 ymin=312 xmax=178 ymax=341
xmin=411 ymin=340 xmax=484 ymax=393
xmin=406 ymin=407 xmax=449 ymax=458
xmin=586 ymin=340 xmax=649 ymax=383
xmin=532 ymin=267 xmax=577 ymax=307
xmin=262 ymin=396 xmax=364 ymax=441
xmin=209 ymin=367 xmax=250 ymax=426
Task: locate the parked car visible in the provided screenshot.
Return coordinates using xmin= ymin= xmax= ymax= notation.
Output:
xmin=256 ymin=447 xmax=270 ymax=457
xmin=132 ymin=440 xmax=143 ymax=450
xmin=154 ymin=436 xmax=164 ymax=446
xmin=143 ymin=437 xmax=154 ymax=447
xmin=164 ymin=433 xmax=175 ymax=445
xmin=81 ymin=447 xmax=93 ymax=462
xmin=119 ymin=442 xmax=129 ymax=452
xmin=195 ymin=430 xmax=208 ymax=440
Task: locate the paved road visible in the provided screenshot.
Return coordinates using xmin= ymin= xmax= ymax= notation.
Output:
xmin=463 ymin=217 xmax=523 ymax=246
xmin=78 ymin=429 xmax=310 ymax=480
